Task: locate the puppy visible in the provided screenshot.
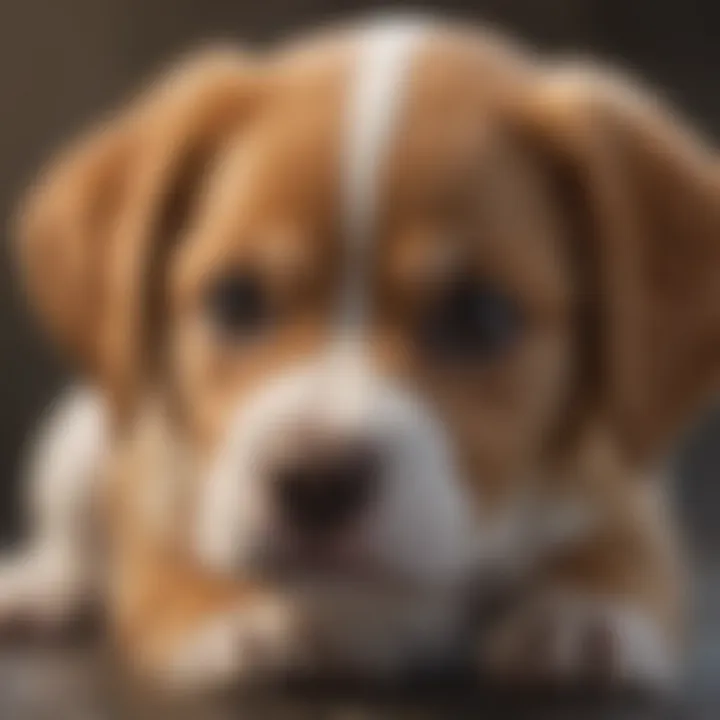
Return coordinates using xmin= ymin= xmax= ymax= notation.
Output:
xmin=3 ymin=17 xmax=718 ymax=690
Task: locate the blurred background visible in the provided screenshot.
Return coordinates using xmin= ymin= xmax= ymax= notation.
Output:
xmin=0 ymin=1 xmax=718 ymax=716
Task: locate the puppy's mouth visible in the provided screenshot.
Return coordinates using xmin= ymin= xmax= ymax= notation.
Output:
xmin=248 ymin=524 xmax=410 ymax=588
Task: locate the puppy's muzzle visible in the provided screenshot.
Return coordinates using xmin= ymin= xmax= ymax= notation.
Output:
xmin=195 ymin=352 xmax=476 ymax=586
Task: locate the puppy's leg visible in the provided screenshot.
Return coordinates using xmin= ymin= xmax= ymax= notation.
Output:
xmin=113 ymin=553 xmax=304 ymax=692
xmin=480 ymin=489 xmax=682 ymax=688
xmin=0 ymin=386 xmax=106 ymax=633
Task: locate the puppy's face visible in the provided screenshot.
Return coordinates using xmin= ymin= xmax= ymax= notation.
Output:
xmin=18 ymin=25 xmax=720 ymax=589
xmin=166 ymin=36 xmax=574 ymax=583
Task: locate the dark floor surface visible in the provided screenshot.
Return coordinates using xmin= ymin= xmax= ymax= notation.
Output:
xmin=0 ymin=561 xmax=716 ymax=720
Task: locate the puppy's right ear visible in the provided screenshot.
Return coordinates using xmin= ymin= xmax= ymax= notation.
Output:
xmin=15 ymin=50 xmax=258 ymax=412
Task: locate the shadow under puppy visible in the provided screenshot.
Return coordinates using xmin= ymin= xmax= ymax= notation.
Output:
xmin=3 ymin=17 xmax=719 ymax=691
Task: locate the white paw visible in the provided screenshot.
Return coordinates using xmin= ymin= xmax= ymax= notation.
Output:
xmin=482 ymin=593 xmax=676 ymax=688
xmin=160 ymin=601 xmax=301 ymax=691
xmin=0 ymin=547 xmax=90 ymax=635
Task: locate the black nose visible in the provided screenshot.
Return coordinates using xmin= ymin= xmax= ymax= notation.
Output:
xmin=272 ymin=441 xmax=381 ymax=536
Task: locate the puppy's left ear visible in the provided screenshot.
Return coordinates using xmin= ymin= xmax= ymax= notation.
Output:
xmin=519 ymin=66 xmax=720 ymax=461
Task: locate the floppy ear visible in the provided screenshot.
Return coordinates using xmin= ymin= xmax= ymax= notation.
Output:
xmin=15 ymin=50 xmax=258 ymax=419
xmin=521 ymin=66 xmax=720 ymax=461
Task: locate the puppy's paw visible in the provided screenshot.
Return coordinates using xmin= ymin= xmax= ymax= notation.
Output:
xmin=480 ymin=592 xmax=676 ymax=689
xmin=157 ymin=600 xmax=303 ymax=692
xmin=0 ymin=549 xmax=91 ymax=639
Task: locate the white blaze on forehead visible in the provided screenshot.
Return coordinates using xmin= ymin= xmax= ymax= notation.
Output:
xmin=339 ymin=20 xmax=427 ymax=327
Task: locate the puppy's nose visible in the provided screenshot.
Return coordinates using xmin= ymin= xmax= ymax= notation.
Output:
xmin=272 ymin=441 xmax=380 ymax=536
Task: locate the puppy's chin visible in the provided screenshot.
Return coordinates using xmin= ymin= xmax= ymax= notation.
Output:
xmin=191 ymin=358 xmax=478 ymax=592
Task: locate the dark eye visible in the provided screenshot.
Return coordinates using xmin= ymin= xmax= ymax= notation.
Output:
xmin=419 ymin=276 xmax=522 ymax=361
xmin=204 ymin=272 xmax=271 ymax=340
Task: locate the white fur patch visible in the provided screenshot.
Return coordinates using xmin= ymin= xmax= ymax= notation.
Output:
xmin=0 ymin=545 xmax=90 ymax=628
xmin=484 ymin=591 xmax=677 ymax=687
xmin=549 ymin=595 xmax=676 ymax=685
xmin=339 ymin=19 xmax=426 ymax=328
xmin=193 ymin=357 xmax=476 ymax=590
xmin=0 ymin=386 xmax=106 ymax=630
xmin=25 ymin=385 xmax=107 ymax=544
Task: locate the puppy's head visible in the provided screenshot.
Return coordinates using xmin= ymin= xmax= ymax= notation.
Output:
xmin=16 ymin=21 xmax=720 ymax=588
